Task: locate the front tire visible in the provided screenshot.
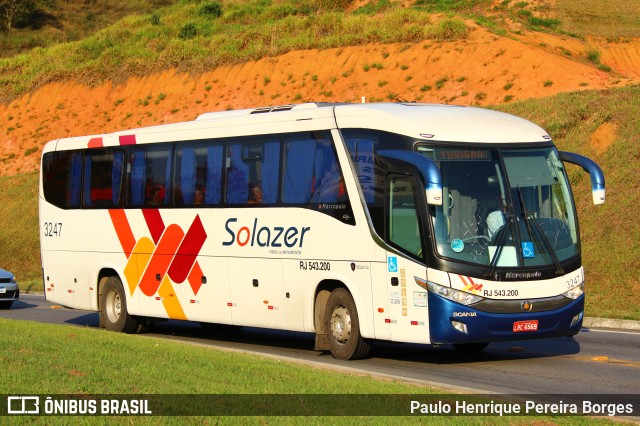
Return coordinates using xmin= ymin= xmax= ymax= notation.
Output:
xmin=325 ymin=288 xmax=371 ymax=360
xmin=0 ymin=301 xmax=13 ymax=309
xmin=99 ymin=276 xmax=139 ymax=334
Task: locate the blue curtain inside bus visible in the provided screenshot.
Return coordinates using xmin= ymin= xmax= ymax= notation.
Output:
xmin=312 ymin=139 xmax=341 ymax=202
xmin=69 ymin=153 xmax=82 ymax=207
xmin=226 ymin=144 xmax=249 ymax=204
xmin=283 ymin=138 xmax=316 ymax=203
xmin=262 ymin=141 xmax=280 ymax=203
xmin=112 ymin=152 xmax=123 ymax=205
xmin=131 ymin=151 xmax=146 ymax=206
xmin=206 ymin=145 xmax=223 ymax=204
xmin=163 ymin=150 xmax=172 ymax=204
xmin=180 ymin=147 xmax=196 ymax=204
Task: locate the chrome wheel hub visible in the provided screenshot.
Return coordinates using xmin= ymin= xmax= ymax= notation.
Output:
xmin=330 ymin=305 xmax=351 ymax=343
xmin=106 ymin=290 xmax=121 ymax=323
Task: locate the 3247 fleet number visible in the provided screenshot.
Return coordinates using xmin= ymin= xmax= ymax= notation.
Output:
xmin=43 ymin=222 xmax=63 ymax=237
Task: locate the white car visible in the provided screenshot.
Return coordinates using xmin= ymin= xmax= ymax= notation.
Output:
xmin=0 ymin=269 xmax=19 ymax=309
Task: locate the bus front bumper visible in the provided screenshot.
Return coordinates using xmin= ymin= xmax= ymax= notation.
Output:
xmin=428 ymin=292 xmax=584 ymax=345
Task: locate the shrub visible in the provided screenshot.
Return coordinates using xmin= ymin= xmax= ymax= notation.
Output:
xmin=587 ymin=50 xmax=601 ymax=64
xmin=435 ymin=76 xmax=448 ymax=90
xmin=178 ymin=23 xmax=198 ymax=40
xmin=199 ymin=1 xmax=223 ymax=18
xmin=150 ymin=12 xmax=161 ymax=26
xmin=528 ymin=17 xmax=561 ymax=29
xmin=428 ymin=18 xmax=468 ymax=41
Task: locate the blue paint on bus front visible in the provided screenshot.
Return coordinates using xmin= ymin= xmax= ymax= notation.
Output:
xmin=427 ymin=292 xmax=584 ymax=345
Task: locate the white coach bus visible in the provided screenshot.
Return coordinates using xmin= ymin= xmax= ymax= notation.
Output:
xmin=39 ymin=102 xmax=605 ymax=360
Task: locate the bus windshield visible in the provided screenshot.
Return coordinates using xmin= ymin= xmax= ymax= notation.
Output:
xmin=418 ymin=146 xmax=579 ymax=268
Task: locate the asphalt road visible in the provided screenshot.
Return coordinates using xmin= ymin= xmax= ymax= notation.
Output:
xmin=3 ymin=294 xmax=640 ymax=403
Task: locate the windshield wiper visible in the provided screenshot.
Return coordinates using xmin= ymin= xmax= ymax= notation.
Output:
xmin=484 ymin=203 xmax=514 ymax=280
xmin=516 ymin=186 xmax=565 ymax=276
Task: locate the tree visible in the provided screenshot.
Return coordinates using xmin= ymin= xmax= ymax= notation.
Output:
xmin=0 ymin=0 xmax=54 ymax=31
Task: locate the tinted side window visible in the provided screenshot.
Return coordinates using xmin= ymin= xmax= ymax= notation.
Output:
xmin=225 ymin=138 xmax=280 ymax=205
xmin=42 ymin=151 xmax=82 ymax=209
xmin=174 ymin=142 xmax=223 ymax=206
xmin=126 ymin=145 xmax=172 ymax=207
xmin=83 ymin=149 xmax=124 ymax=208
xmin=282 ymin=132 xmax=346 ymax=204
xmin=388 ymin=175 xmax=423 ymax=259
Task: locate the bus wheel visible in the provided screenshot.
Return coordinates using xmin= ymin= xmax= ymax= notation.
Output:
xmin=452 ymin=342 xmax=489 ymax=353
xmin=325 ymin=288 xmax=371 ymax=360
xmin=100 ymin=276 xmax=139 ymax=334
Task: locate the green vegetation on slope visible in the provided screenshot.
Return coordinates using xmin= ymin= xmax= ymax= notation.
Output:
xmin=0 ymin=0 xmax=179 ymax=57
xmin=556 ymin=0 xmax=640 ymax=38
xmin=3 ymin=0 xmax=594 ymax=103
xmin=2 ymin=0 xmax=638 ymax=104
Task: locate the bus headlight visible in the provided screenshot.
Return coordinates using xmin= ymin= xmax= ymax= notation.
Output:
xmin=426 ymin=281 xmax=484 ymax=306
xmin=562 ymin=282 xmax=584 ymax=300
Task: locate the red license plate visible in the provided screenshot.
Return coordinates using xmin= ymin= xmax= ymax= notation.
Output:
xmin=513 ymin=320 xmax=538 ymax=333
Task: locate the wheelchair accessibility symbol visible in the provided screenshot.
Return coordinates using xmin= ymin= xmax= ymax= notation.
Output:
xmin=387 ymin=256 xmax=398 ymax=273
xmin=522 ymin=242 xmax=535 ymax=258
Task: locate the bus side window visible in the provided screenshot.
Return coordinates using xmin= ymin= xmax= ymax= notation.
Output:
xmin=387 ymin=175 xmax=423 ymax=258
xmin=225 ymin=140 xmax=280 ymax=205
xmin=83 ymin=149 xmax=123 ymax=208
xmin=42 ymin=151 xmax=83 ymax=209
xmin=126 ymin=146 xmax=171 ymax=207
xmin=283 ymin=134 xmax=344 ymax=204
xmin=174 ymin=143 xmax=221 ymax=206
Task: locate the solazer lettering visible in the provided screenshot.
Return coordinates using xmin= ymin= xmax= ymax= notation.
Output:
xmin=223 ymin=218 xmax=310 ymax=248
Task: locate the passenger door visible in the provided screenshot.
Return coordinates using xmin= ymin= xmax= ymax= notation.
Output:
xmin=384 ymin=174 xmax=430 ymax=344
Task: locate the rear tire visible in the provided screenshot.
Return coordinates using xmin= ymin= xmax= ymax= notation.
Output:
xmin=0 ymin=301 xmax=13 ymax=309
xmin=100 ymin=276 xmax=139 ymax=334
xmin=325 ymin=288 xmax=371 ymax=360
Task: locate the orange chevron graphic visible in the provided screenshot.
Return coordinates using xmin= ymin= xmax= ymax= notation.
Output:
xmin=459 ymin=275 xmax=483 ymax=294
xmin=110 ymin=209 xmax=207 ymax=320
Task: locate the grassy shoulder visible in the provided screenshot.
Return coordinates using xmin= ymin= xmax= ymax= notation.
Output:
xmin=0 ymin=318 xmax=616 ymax=424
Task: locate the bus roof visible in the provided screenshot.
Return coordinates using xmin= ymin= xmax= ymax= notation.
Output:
xmin=46 ymin=102 xmax=551 ymax=153
xmin=333 ymin=103 xmax=550 ymax=144
xmin=194 ymin=102 xmax=551 ymax=144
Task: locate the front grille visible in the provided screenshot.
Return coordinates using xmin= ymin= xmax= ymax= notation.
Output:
xmin=472 ymin=294 xmax=572 ymax=313
xmin=0 ymin=278 xmax=11 ymax=284
xmin=0 ymin=289 xmax=18 ymax=300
